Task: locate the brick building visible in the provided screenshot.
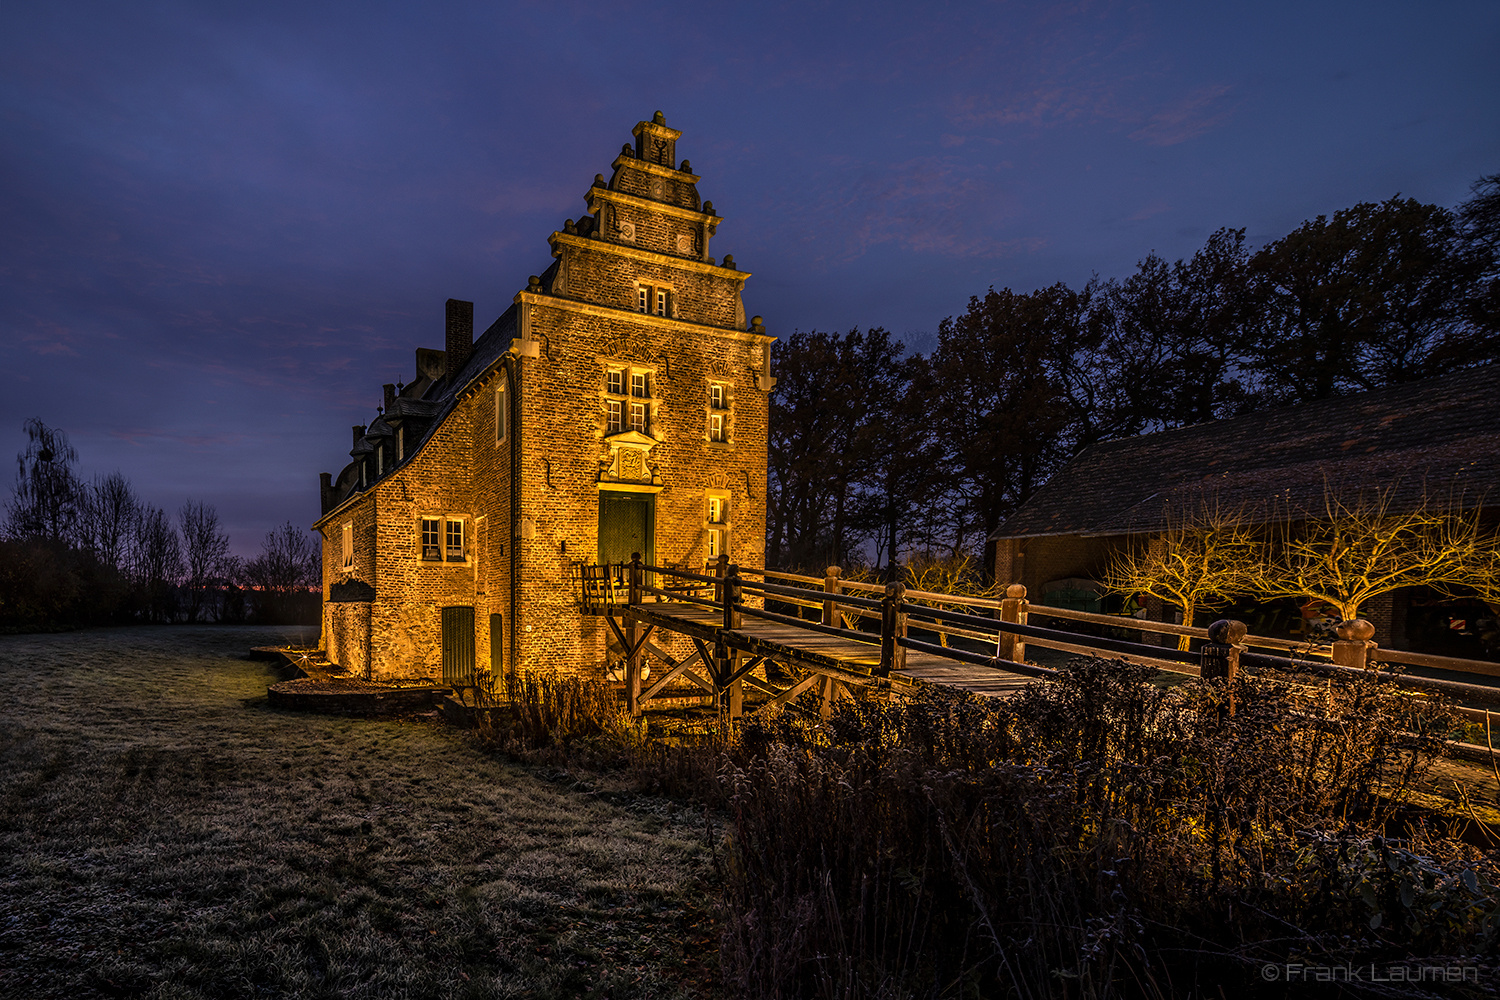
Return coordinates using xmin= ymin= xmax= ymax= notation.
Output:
xmin=313 ymin=113 xmax=776 ymax=682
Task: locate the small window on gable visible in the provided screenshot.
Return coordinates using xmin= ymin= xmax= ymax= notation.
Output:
xmin=396 ymin=426 xmax=404 ymax=461
xmin=341 ymin=522 xmax=353 ymax=570
xmin=495 ymin=383 xmax=508 ymax=444
xmin=376 ymin=444 xmax=384 ymax=476
xmin=421 ymin=518 xmax=441 ymax=561
xmin=637 ymin=287 xmax=649 ymax=313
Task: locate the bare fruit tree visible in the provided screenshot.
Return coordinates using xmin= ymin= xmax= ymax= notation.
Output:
xmin=1103 ymin=496 xmax=1261 ymax=651
xmin=1249 ymin=483 xmax=1492 ymax=623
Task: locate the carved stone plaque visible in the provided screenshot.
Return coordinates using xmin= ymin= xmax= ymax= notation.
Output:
xmin=618 ymin=221 xmax=635 ymax=242
xmin=619 ymin=450 xmax=645 ymax=480
xmin=675 ymin=233 xmax=692 ymax=254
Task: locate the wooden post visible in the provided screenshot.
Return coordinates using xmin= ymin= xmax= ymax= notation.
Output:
xmin=879 ymin=581 xmax=904 ymax=676
xmin=715 ymin=553 xmax=729 ymax=609
xmin=1332 ymin=619 xmax=1377 ymax=670
xmin=822 ymin=565 xmax=841 ymax=626
xmin=725 ymin=563 xmax=743 ymax=720
xmin=997 ymin=583 xmax=1027 ymax=663
xmin=819 ymin=675 xmax=840 ymax=720
xmin=1201 ymin=619 xmax=1247 ymax=716
xmin=626 ymin=552 xmax=643 ymax=716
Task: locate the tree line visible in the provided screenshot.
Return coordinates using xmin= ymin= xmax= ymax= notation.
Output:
xmin=1 ymin=419 xmax=320 ymax=631
xmin=768 ymin=179 xmax=1500 ymax=577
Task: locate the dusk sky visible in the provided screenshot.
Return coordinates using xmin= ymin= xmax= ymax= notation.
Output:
xmin=3 ymin=1 xmax=1497 ymax=557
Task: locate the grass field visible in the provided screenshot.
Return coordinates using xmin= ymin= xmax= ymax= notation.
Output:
xmin=0 ymin=626 xmax=722 ymax=999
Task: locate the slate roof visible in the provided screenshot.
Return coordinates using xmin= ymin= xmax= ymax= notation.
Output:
xmin=992 ymin=364 xmax=1500 ymax=540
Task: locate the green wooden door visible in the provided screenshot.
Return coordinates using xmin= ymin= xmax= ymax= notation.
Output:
xmin=441 ymin=605 xmax=475 ymax=685
xmin=598 ymin=492 xmax=654 ymax=567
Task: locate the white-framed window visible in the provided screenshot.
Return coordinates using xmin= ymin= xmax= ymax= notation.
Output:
xmin=341 ymin=522 xmax=353 ymax=570
xmin=708 ymin=382 xmax=730 ymax=442
xmin=396 ymin=426 xmax=404 ymax=461
xmin=376 ymin=444 xmax=384 ymax=476
xmin=495 ymin=383 xmax=508 ymax=444
xmin=636 ymin=284 xmax=672 ymax=317
xmin=706 ymin=491 xmax=729 ymax=563
xmin=420 ymin=517 xmax=442 ymax=561
xmin=605 ymin=366 xmax=653 ymax=436
xmin=446 ymin=519 xmax=466 ymax=562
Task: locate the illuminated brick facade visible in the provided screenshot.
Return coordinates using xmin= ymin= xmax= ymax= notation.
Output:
xmin=315 ymin=114 xmax=775 ymax=681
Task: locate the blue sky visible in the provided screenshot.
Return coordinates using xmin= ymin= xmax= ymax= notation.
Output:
xmin=2 ymin=0 xmax=1497 ymax=555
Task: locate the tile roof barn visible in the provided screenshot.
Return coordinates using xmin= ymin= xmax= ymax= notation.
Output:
xmin=992 ymin=363 xmax=1500 ymax=541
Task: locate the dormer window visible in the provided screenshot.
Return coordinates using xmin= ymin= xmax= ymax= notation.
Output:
xmin=341 ymin=522 xmax=353 ymax=570
xmin=396 ymin=426 xmax=404 ymax=461
xmin=376 ymin=444 xmax=384 ymax=476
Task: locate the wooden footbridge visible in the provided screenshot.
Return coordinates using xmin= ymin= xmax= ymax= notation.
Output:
xmin=581 ymin=555 xmax=1500 ymax=729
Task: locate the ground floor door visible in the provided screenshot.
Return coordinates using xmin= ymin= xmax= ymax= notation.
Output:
xmin=597 ymin=492 xmax=654 ymax=568
xmin=441 ymin=605 xmax=475 ymax=685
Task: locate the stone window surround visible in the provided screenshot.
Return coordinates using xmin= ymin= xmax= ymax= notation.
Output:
xmin=494 ymin=382 xmax=508 ymax=445
xmin=341 ymin=521 xmax=353 ymax=571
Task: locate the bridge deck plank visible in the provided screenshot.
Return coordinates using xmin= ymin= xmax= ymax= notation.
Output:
xmin=625 ymin=602 xmax=1036 ymax=700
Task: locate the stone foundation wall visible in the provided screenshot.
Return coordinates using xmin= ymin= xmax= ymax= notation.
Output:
xmin=324 ymin=601 xmax=372 ymax=678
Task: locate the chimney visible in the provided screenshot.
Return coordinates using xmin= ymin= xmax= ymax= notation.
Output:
xmin=352 ymin=425 xmax=366 ymax=448
xmin=319 ymin=472 xmax=332 ymax=514
xmin=445 ymin=299 xmax=474 ymax=383
xmin=383 ymin=383 xmax=396 ymax=411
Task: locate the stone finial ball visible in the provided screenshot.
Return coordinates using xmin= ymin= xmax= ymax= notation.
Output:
xmin=1336 ymin=619 xmax=1376 ymax=642
xmin=1207 ymin=619 xmax=1247 ymax=644
xmin=751 ymin=316 xmax=763 ymax=326
xmin=1005 ymin=583 xmax=1027 ymax=599
xmin=679 ymin=159 xmax=691 ymax=172
xmin=653 ymin=111 xmax=665 ymax=124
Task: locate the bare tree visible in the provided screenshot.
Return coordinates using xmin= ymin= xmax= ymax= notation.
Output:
xmin=77 ymin=472 xmax=140 ymax=571
xmin=243 ymin=521 xmax=320 ymax=623
xmin=131 ymin=505 xmax=183 ymax=623
xmin=1102 ymin=497 xmax=1261 ymax=650
xmin=1249 ymin=483 xmax=1491 ymax=622
xmin=179 ymin=500 xmax=232 ymax=623
xmin=5 ymin=418 xmax=82 ymax=544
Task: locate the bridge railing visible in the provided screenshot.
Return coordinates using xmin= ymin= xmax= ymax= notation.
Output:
xmin=616 ymin=555 xmax=1500 ymax=729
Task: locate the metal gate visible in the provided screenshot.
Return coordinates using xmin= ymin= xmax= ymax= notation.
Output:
xmin=441 ymin=605 xmax=475 ymax=686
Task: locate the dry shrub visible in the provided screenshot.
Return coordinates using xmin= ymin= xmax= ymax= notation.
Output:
xmin=711 ymin=661 xmax=1498 ymax=999
xmin=468 ymin=656 xmax=1498 ymax=997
